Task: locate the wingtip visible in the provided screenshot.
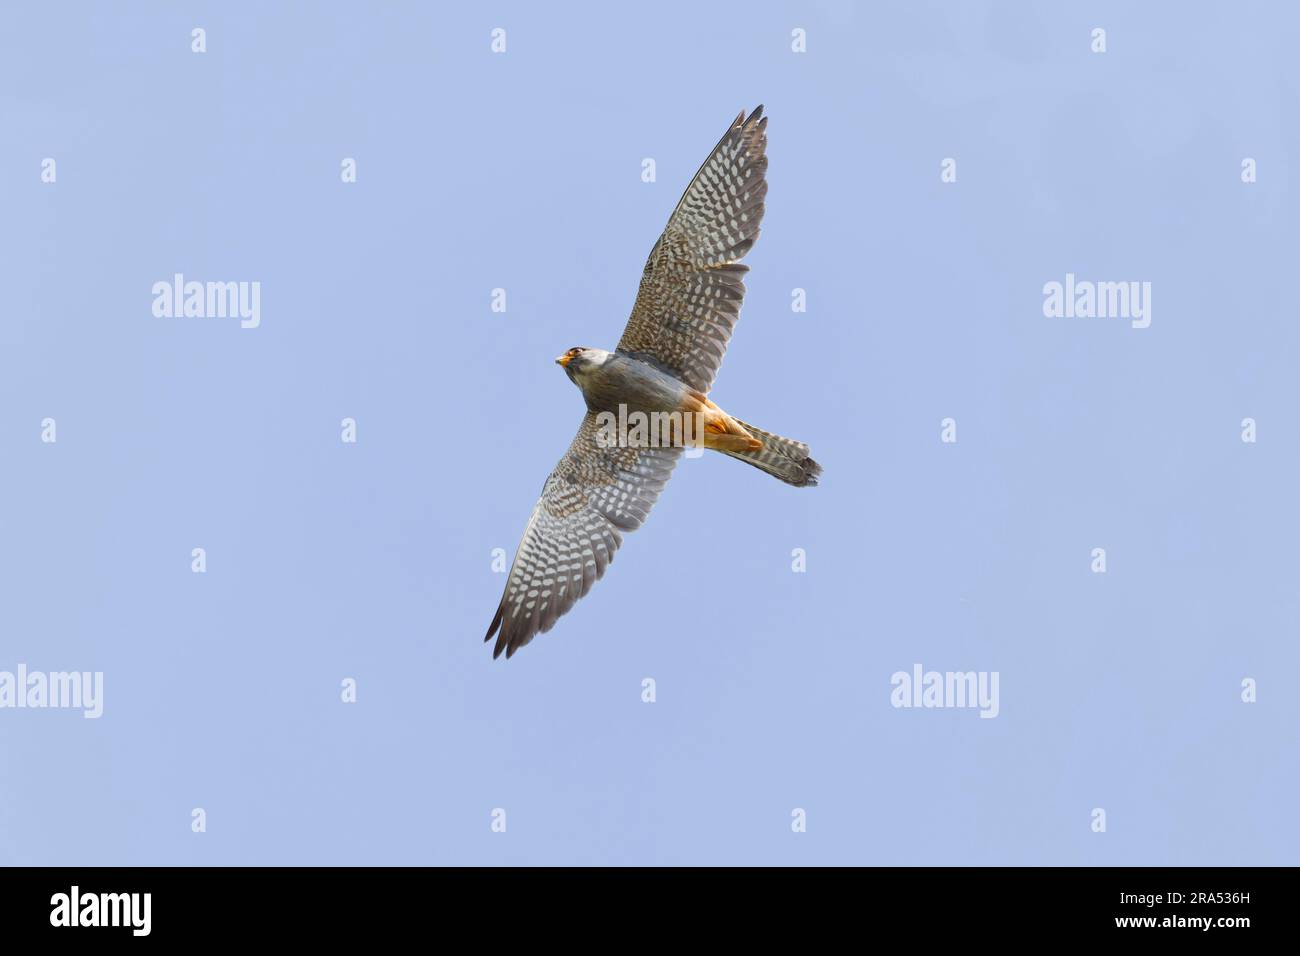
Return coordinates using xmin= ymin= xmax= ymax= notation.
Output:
xmin=491 ymin=623 xmax=509 ymax=659
xmin=484 ymin=603 xmax=504 ymax=643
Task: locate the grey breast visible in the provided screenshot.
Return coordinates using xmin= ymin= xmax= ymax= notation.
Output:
xmin=582 ymin=353 xmax=689 ymax=415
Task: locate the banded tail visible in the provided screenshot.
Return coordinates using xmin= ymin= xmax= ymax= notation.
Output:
xmin=717 ymin=418 xmax=822 ymax=487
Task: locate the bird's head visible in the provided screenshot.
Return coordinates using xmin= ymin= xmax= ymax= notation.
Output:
xmin=555 ymin=346 xmax=608 ymax=383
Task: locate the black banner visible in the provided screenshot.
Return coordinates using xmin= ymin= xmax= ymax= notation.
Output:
xmin=0 ymin=866 xmax=1274 ymax=941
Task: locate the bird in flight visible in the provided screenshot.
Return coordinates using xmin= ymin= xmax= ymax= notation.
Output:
xmin=485 ymin=106 xmax=821 ymax=659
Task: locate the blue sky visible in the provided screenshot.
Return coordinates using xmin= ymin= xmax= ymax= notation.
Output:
xmin=1 ymin=1 xmax=1296 ymax=865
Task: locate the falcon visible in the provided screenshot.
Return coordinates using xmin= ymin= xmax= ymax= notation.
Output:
xmin=484 ymin=106 xmax=821 ymax=659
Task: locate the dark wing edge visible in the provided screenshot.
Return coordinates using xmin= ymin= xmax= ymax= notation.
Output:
xmin=483 ymin=414 xmax=681 ymax=659
xmin=615 ymin=106 xmax=769 ymax=393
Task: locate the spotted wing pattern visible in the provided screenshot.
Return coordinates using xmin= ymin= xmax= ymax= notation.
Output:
xmin=616 ymin=106 xmax=769 ymax=393
xmin=484 ymin=413 xmax=681 ymax=658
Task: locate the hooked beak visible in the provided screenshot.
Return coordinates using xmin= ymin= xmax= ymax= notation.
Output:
xmin=555 ymin=353 xmax=572 ymax=367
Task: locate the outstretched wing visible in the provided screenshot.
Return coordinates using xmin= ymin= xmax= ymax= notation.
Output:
xmin=616 ymin=106 xmax=769 ymax=394
xmin=484 ymin=413 xmax=681 ymax=659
